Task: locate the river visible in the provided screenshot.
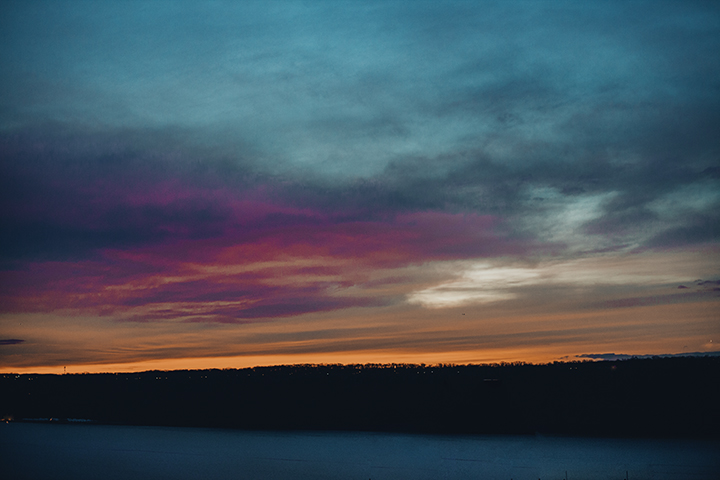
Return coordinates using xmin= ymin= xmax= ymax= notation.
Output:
xmin=1 ymin=422 xmax=717 ymax=479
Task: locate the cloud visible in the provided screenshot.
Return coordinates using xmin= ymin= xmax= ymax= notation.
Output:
xmin=1 ymin=174 xmax=516 ymax=321
xmin=407 ymin=252 xmax=720 ymax=309
xmin=697 ymin=279 xmax=720 ymax=290
xmin=576 ymin=351 xmax=720 ymax=361
xmin=2 ymin=121 xmax=718 ymax=322
xmin=0 ymin=339 xmax=24 ymax=346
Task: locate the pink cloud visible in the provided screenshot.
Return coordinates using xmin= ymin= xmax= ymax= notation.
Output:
xmin=1 ymin=177 xmax=521 ymax=322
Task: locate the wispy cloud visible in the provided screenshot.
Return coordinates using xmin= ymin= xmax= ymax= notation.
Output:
xmin=576 ymin=351 xmax=720 ymax=361
xmin=407 ymin=253 xmax=720 ymax=309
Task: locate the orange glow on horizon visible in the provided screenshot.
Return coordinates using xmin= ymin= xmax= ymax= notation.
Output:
xmin=1 ymin=347 xmax=576 ymax=374
xmin=5 ymin=342 xmax=711 ymax=375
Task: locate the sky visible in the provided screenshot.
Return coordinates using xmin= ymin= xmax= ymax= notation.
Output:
xmin=1 ymin=0 xmax=719 ymax=373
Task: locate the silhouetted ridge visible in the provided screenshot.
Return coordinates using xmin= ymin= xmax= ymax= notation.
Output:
xmin=2 ymin=356 xmax=718 ymax=438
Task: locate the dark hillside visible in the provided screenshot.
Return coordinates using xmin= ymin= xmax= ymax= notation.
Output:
xmin=2 ymin=356 xmax=718 ymax=437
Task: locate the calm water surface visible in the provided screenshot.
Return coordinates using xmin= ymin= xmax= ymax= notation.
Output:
xmin=1 ymin=423 xmax=718 ymax=479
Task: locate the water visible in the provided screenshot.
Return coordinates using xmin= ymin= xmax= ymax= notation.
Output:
xmin=1 ymin=423 xmax=718 ymax=479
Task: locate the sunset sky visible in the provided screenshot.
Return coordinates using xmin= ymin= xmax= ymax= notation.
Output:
xmin=1 ymin=0 xmax=719 ymax=373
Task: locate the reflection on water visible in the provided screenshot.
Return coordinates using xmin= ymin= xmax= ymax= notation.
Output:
xmin=1 ymin=423 xmax=718 ymax=480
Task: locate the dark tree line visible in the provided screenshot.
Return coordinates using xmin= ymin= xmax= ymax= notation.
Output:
xmin=2 ymin=356 xmax=718 ymax=437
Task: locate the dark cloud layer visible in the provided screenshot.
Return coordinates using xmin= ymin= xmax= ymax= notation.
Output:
xmin=577 ymin=351 xmax=720 ymax=361
xmin=2 ymin=1 xmax=719 ymax=262
xmin=2 ymin=115 xmax=718 ymax=266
